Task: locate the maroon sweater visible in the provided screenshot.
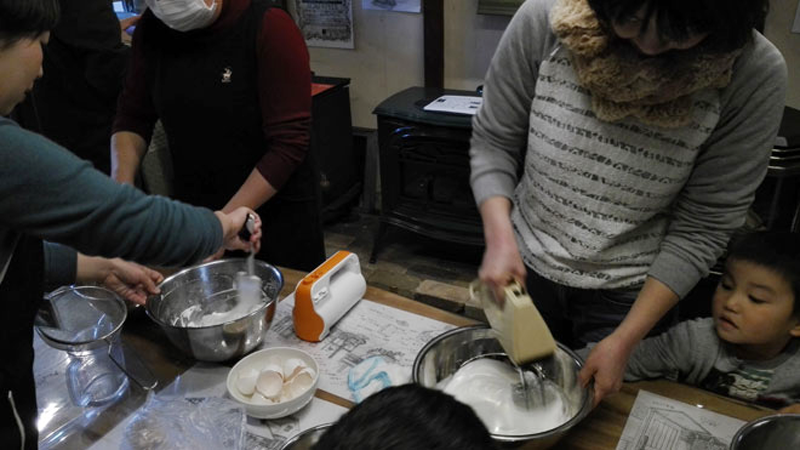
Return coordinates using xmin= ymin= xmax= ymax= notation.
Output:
xmin=113 ymin=0 xmax=311 ymax=190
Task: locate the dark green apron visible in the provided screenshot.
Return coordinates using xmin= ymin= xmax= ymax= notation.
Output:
xmin=0 ymin=236 xmax=44 ymax=450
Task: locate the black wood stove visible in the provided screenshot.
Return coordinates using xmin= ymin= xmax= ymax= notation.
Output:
xmin=370 ymin=87 xmax=484 ymax=263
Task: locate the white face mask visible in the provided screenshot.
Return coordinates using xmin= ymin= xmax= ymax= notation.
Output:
xmin=146 ymin=0 xmax=218 ymax=32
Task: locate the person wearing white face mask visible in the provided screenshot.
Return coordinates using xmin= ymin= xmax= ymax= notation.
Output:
xmin=147 ymin=0 xmax=219 ymax=32
xmin=112 ymin=0 xmax=326 ymax=273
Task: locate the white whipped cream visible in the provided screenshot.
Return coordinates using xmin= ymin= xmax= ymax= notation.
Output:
xmin=172 ymin=294 xmax=263 ymax=328
xmin=438 ymin=358 xmax=571 ymax=435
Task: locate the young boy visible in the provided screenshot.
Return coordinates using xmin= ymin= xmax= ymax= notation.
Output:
xmin=312 ymin=384 xmax=497 ymax=450
xmin=622 ymin=231 xmax=800 ymax=410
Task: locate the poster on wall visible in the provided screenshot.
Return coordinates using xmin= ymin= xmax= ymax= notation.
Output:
xmin=294 ymin=0 xmax=355 ymax=49
xmin=477 ymin=0 xmax=524 ymax=16
xmin=362 ymin=0 xmax=420 ymax=13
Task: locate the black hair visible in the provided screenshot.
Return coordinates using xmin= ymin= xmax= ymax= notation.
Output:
xmin=726 ymin=231 xmax=800 ymax=318
xmin=312 ymin=384 xmax=497 ymax=450
xmin=587 ymin=0 xmax=769 ymax=54
xmin=0 ymin=0 xmax=59 ymax=49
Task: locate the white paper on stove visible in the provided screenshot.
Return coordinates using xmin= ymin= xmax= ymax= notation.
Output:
xmin=615 ymin=390 xmax=746 ymax=450
xmin=422 ymin=95 xmax=483 ymax=115
xmin=264 ymin=296 xmax=455 ymax=402
xmin=87 ymin=364 xmax=348 ymax=450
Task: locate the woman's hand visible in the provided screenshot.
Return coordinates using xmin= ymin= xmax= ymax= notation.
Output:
xmin=478 ymin=197 xmax=526 ymax=304
xmin=119 ymin=15 xmax=141 ymax=34
xmin=479 ymin=237 xmax=526 ymax=303
xmin=578 ymin=277 xmax=679 ymax=407
xmin=578 ymin=332 xmax=636 ymax=407
xmin=76 ymin=255 xmax=163 ymax=305
xmin=100 ymin=259 xmax=163 ymax=305
xmin=215 ymin=207 xmax=262 ymax=253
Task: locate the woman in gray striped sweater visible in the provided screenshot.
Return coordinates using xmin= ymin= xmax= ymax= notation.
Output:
xmin=470 ymin=0 xmax=786 ymax=406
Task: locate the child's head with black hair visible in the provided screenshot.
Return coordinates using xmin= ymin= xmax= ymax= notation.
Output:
xmin=313 ymin=384 xmax=497 ymax=450
xmin=712 ymin=231 xmax=800 ymax=361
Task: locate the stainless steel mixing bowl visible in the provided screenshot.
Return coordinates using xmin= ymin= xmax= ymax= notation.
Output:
xmin=279 ymin=423 xmax=333 ymax=450
xmin=145 ymin=259 xmax=283 ymax=362
xmin=730 ymin=414 xmax=800 ymax=450
xmin=412 ymin=325 xmax=592 ymax=449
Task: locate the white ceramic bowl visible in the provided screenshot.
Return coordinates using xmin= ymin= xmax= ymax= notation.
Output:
xmin=226 ymin=347 xmax=319 ymax=419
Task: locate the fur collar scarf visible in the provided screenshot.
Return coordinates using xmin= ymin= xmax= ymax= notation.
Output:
xmin=549 ymin=0 xmax=740 ymax=128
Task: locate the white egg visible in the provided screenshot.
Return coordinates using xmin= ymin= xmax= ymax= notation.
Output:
xmin=256 ymin=370 xmax=283 ymax=399
xmin=236 ymin=368 xmax=259 ymax=396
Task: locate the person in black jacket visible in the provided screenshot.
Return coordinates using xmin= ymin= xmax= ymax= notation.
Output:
xmin=13 ymin=0 xmax=136 ymax=174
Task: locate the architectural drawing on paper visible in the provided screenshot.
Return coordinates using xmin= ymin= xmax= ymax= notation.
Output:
xmin=616 ymin=391 xmax=745 ymax=450
xmin=321 ymin=330 xmax=369 ymax=358
xmin=244 ymin=433 xmax=281 ymax=450
xmin=272 ymin=315 xmax=298 ymax=340
xmin=271 ymin=315 xmax=369 ymax=360
xmin=244 ymin=416 xmax=299 ymax=450
xmin=633 ymin=408 xmax=727 ymax=450
xmin=265 ymin=297 xmax=454 ymax=400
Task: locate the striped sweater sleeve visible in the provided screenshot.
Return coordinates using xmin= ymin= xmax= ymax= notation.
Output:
xmin=470 ymin=0 xmax=560 ymax=206
xmin=649 ymin=33 xmax=787 ymax=297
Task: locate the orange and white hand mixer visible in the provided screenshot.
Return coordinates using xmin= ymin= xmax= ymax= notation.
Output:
xmin=292 ymin=251 xmax=366 ymax=342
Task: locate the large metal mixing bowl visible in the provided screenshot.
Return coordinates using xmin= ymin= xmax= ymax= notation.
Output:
xmin=145 ymin=259 xmax=283 ymax=362
xmin=729 ymin=414 xmax=800 ymax=450
xmin=412 ymin=325 xmax=592 ymax=449
xmin=279 ymin=423 xmax=333 ymax=450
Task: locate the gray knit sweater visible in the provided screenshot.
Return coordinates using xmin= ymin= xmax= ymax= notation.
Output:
xmin=469 ymin=0 xmax=788 ymax=297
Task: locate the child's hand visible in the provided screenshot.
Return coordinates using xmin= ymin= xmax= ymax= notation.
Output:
xmin=778 ymin=403 xmax=800 ymax=414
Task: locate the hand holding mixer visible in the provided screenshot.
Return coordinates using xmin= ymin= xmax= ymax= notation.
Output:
xmin=471 ymin=279 xmax=557 ymax=409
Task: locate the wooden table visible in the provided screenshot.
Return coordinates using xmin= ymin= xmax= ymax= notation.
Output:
xmin=42 ymin=267 xmax=774 ymax=449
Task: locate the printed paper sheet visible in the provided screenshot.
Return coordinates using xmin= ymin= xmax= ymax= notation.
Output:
xmin=616 ymin=390 xmax=746 ymax=450
xmin=294 ymin=0 xmax=354 ymax=49
xmin=362 ymin=0 xmax=421 ymax=13
xmin=263 ymin=296 xmax=455 ymax=402
xmin=423 ymin=95 xmax=483 ymax=115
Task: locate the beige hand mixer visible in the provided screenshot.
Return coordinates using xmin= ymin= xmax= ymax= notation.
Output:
xmin=470 ymin=279 xmax=557 ymax=408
